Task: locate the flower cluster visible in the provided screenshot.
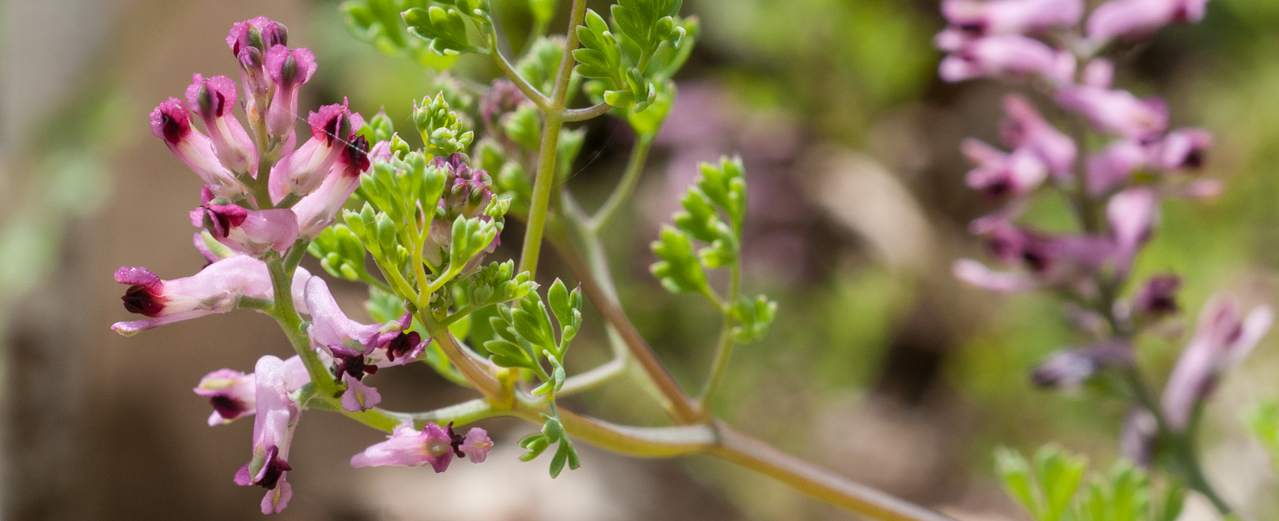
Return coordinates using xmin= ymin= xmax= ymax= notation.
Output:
xmin=114 ymin=17 xmax=493 ymax=514
xmin=940 ymin=0 xmax=1272 ymax=460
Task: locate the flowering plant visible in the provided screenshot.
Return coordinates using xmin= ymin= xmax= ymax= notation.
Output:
xmin=110 ymin=0 xmax=1275 ymax=518
xmin=938 ymin=0 xmax=1274 ymax=517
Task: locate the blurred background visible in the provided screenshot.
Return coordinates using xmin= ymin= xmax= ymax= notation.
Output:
xmin=3 ymin=0 xmax=1279 ymax=519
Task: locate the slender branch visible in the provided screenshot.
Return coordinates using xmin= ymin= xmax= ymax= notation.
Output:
xmin=709 ymin=422 xmax=958 ymax=521
xmin=697 ymin=260 xmax=740 ymax=413
xmin=489 ymin=39 xmax=551 ymax=109
xmin=518 ymin=0 xmax=588 ymax=278
xmin=419 ymin=311 xmax=506 ymax=399
xmin=548 ymin=200 xmax=701 ymax=423
xmin=589 ymin=133 xmax=653 ymax=232
xmin=282 ymin=239 xmax=309 ymax=272
xmin=563 ymin=102 xmax=612 ymax=122
xmin=265 ymin=254 xmax=336 ymax=393
xmin=559 ymin=356 xmax=626 ymax=396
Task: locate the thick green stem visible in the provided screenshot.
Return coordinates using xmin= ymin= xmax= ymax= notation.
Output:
xmin=518 ymin=0 xmax=588 ymax=278
xmin=489 ymin=39 xmax=551 ymax=108
xmin=419 ymin=311 xmax=506 ymax=399
xmin=590 ymin=133 xmax=653 ymax=232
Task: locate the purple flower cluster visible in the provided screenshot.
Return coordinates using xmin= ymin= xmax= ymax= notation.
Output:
xmin=115 ymin=17 xmax=492 ymax=515
xmin=940 ymin=0 xmax=1272 ymax=449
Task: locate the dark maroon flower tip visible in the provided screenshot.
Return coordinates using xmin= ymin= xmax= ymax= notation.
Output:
xmin=227 ymin=17 xmax=288 ymax=56
xmin=446 ymin=422 xmax=467 ymax=458
xmin=121 ymin=285 xmax=166 ymax=316
xmin=336 ymin=135 xmax=371 ymax=178
xmin=209 ymin=394 xmax=248 ymax=420
xmin=149 ymin=98 xmax=191 ymax=144
xmin=385 ymin=331 xmax=421 ymax=362
xmin=185 ymin=74 xmax=239 ymax=119
xmin=194 ymin=203 xmax=250 ymax=237
xmin=256 ymin=445 xmax=292 ymax=490
xmin=307 ymin=101 xmax=355 ymax=143
xmin=332 ymin=347 xmax=375 ymax=380
xmin=1135 ymin=275 xmax=1181 ymax=317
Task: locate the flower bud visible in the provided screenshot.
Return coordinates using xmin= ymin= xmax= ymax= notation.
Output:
xmin=1057 ymin=86 xmax=1168 ymax=140
xmin=1031 ymin=342 xmax=1131 ymax=388
xmin=1162 ymin=295 xmax=1273 ymax=431
xmin=1087 ymin=0 xmax=1209 ymax=44
xmin=149 ymin=98 xmax=245 ymax=199
xmin=264 ymin=45 xmax=317 ymax=140
xmin=269 ymin=100 xmax=361 ymax=203
xmin=939 ymin=35 xmax=1076 ymax=84
xmin=185 ymin=74 xmax=258 ymax=176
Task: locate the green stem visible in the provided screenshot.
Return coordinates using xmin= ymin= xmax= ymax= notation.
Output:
xmin=563 ymin=102 xmax=613 ymax=122
xmin=282 ymin=239 xmax=309 ymax=272
xmin=489 ymin=39 xmax=551 ymax=109
xmin=590 ymin=133 xmax=653 ymax=232
xmin=698 ymin=260 xmax=740 ymax=414
xmin=419 ymin=310 xmax=506 ymax=399
xmin=559 ymin=356 xmax=626 ymax=396
xmin=265 ymin=254 xmax=335 ymax=393
xmin=518 ymin=0 xmax=588 ymax=278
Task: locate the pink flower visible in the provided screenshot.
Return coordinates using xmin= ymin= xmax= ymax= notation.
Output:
xmin=1030 ymin=341 xmax=1131 ymax=388
xmin=939 ymin=34 xmax=1075 ymax=84
xmin=227 ymin=18 xmax=289 ymax=120
xmin=1086 ymin=140 xmax=1148 ymax=195
xmin=303 ymin=277 xmax=422 ymax=411
xmin=941 ymin=0 xmax=1084 ymax=38
xmin=1106 ymin=187 xmax=1157 ymax=273
xmin=1000 ymin=95 xmax=1076 ymax=178
xmin=459 ymin=427 xmax=494 ymax=463
xmin=234 ymin=355 xmax=305 ymax=514
xmin=190 ymin=189 xmax=299 ymax=256
xmin=268 ymin=100 xmax=361 ymax=203
xmin=292 ymin=136 xmax=375 ymax=238
xmin=112 ymin=256 xmax=313 ymax=335
xmin=149 ymin=98 xmax=245 ymax=199
xmin=349 ymin=422 xmax=492 ymax=472
xmin=194 ymin=356 xmax=309 ymax=426
xmin=1057 ymin=86 xmax=1168 ymax=139
xmin=1162 ymin=295 xmax=1273 ymax=430
xmin=962 ymin=139 xmax=1049 ymax=198
xmin=952 ymin=259 xmax=1038 ymax=293
xmin=1149 ymin=128 xmax=1211 ymax=171
xmin=264 ymin=45 xmax=317 ymax=140
xmin=185 ymin=74 xmax=257 ymax=176
xmin=1087 ymin=0 xmax=1210 ymax=44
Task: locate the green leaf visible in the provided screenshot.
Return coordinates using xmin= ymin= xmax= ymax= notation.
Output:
xmin=611 ymin=0 xmax=683 ymax=60
xmin=573 ymin=10 xmax=626 ymax=89
xmin=731 ymin=295 xmax=777 ymax=344
xmin=403 ymin=6 xmax=478 ymax=56
xmin=365 ymin=286 xmax=407 ymax=323
xmin=547 ymin=279 xmax=571 ymax=328
xmin=650 ymin=226 xmax=707 ymax=294
xmin=996 ymin=447 xmax=1042 ymax=519
xmin=1033 ymin=445 xmax=1087 ymax=521
xmin=697 ymin=156 xmax=747 ymax=228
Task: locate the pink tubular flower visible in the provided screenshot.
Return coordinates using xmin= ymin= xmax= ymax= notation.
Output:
xmin=961 ymin=139 xmax=1049 ymax=198
xmin=1087 ymin=140 xmax=1148 ymax=195
xmin=227 ymin=17 xmax=287 ymax=131
xmin=269 ymin=100 xmax=361 ymax=203
xmin=304 ymin=276 xmax=422 ymax=411
xmin=1057 ymin=86 xmax=1168 ymax=140
xmin=1030 ymin=341 xmax=1132 ymax=388
xmin=185 ymin=74 xmax=257 ymax=176
xmin=264 ymin=45 xmax=317 ymax=139
xmin=112 ymin=257 xmax=313 ymax=335
xmin=1106 ymin=187 xmax=1157 ymax=273
xmin=291 ymin=136 xmax=376 ymax=239
xmin=952 ymin=259 xmax=1038 ymax=293
xmin=150 ymin=98 xmax=245 ymax=199
xmin=191 ymin=189 xmax=299 ymax=256
xmin=350 ymin=422 xmax=491 ymax=472
xmin=1087 ymin=0 xmax=1210 ymax=44
xmin=194 ymin=356 xmax=309 ymax=426
xmin=235 ymin=355 xmax=305 ymax=514
xmin=1150 ymin=128 xmax=1211 ymax=171
xmin=1161 ymin=295 xmax=1273 ymax=431
xmin=941 ymin=0 xmax=1084 ymax=38
xmin=939 ymin=35 xmax=1075 ymax=84
xmin=1000 ymin=95 xmax=1076 ymax=178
